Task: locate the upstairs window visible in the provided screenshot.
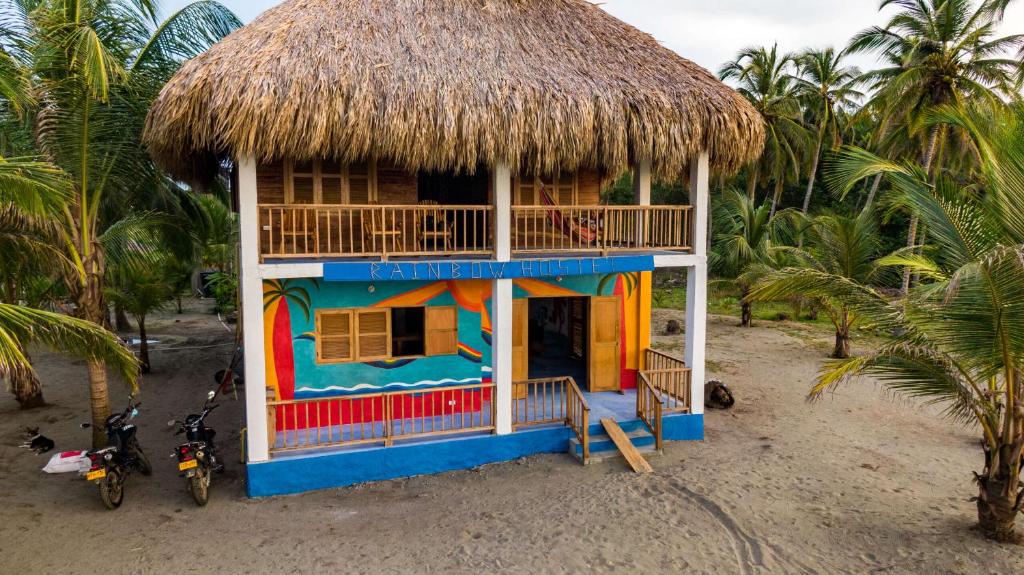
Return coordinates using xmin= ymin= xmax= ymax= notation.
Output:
xmin=285 ymin=160 xmax=376 ymax=205
xmin=514 ymin=174 xmax=577 ymax=206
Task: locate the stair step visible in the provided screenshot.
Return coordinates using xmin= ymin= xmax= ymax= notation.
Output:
xmin=573 ymin=443 xmax=661 ymax=464
xmin=586 ymin=418 xmax=647 ymax=436
xmin=570 ymin=428 xmax=655 ymax=456
xmin=599 ymin=418 xmax=654 ymax=472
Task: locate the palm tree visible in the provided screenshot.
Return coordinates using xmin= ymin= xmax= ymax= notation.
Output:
xmin=0 ymin=0 xmax=239 ymax=444
xmin=810 ymin=106 xmax=1024 ymax=541
xmin=0 ymin=155 xmax=137 ymax=404
xmin=105 ymin=264 xmax=173 ymax=373
xmin=748 ymin=211 xmax=885 ymax=358
xmin=720 ymin=45 xmax=811 ymax=215
xmin=792 ymin=48 xmax=863 ymax=213
xmin=849 ymin=0 xmax=1024 ymax=293
xmin=709 ymin=190 xmax=794 ymax=327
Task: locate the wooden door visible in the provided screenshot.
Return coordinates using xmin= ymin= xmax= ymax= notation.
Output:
xmin=588 ymin=296 xmax=621 ymax=392
xmin=512 ymin=299 xmax=528 ymax=399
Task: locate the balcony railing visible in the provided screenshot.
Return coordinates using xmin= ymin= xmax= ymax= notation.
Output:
xmin=511 ymin=205 xmax=692 ymax=254
xmin=258 ymin=204 xmax=692 ymax=260
xmin=266 ymin=382 xmax=496 ymax=453
xmin=260 ymin=204 xmax=494 ymax=260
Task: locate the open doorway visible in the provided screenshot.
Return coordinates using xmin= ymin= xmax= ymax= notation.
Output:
xmin=527 ymin=297 xmax=588 ymax=387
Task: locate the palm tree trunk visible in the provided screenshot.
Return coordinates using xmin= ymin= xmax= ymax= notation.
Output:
xmin=977 ymin=442 xmax=1023 ymax=542
xmin=802 ymin=130 xmax=824 ymax=213
xmin=746 ymin=163 xmax=760 ymax=201
xmin=862 ymin=173 xmax=883 ymax=213
xmin=769 ymin=178 xmax=784 ymax=218
xmin=137 ymin=315 xmax=150 ymax=374
xmin=87 ymin=360 xmax=109 ymax=447
xmin=832 ymin=318 xmax=851 ymax=359
xmin=6 ymin=360 xmax=45 ymax=409
xmin=902 ymin=125 xmax=942 ymax=295
xmin=115 ymin=305 xmax=131 ymax=332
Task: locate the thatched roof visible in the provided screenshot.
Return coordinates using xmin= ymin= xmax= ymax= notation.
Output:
xmin=144 ymin=0 xmax=765 ymax=180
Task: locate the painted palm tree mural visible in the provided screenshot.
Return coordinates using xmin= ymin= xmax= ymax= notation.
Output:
xmin=263 ymin=279 xmax=314 ymax=401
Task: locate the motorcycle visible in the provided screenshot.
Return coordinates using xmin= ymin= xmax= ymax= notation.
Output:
xmin=170 ymin=390 xmax=222 ymax=506
xmin=82 ymin=396 xmax=152 ymax=509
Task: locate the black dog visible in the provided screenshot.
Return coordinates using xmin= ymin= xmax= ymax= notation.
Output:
xmin=704 ymin=380 xmax=736 ymax=410
xmin=19 ymin=427 xmax=55 ymax=454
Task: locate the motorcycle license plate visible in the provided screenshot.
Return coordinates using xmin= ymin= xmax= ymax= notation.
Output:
xmin=178 ymin=459 xmax=198 ymax=471
xmin=86 ymin=469 xmax=106 ymax=481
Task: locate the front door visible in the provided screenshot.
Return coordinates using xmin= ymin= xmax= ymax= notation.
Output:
xmin=512 ymin=298 xmax=528 ymax=399
xmin=588 ymin=296 xmax=621 ymax=392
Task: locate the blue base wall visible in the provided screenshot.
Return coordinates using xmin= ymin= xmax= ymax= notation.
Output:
xmin=247 ymin=414 xmax=704 ymax=497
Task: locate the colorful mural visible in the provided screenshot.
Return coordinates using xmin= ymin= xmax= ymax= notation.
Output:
xmin=262 ymin=272 xmax=649 ymax=403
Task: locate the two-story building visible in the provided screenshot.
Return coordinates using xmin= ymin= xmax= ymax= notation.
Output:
xmin=144 ymin=0 xmax=764 ymax=496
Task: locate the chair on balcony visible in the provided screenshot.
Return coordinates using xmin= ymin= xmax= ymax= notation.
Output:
xmin=362 ymin=202 xmax=405 ymax=255
xmin=414 ymin=200 xmax=454 ymax=252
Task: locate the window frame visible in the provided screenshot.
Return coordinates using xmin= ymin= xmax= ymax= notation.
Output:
xmin=513 ymin=173 xmax=578 ymax=206
xmin=284 ymin=159 xmax=378 ymax=205
xmin=314 ymin=305 xmax=459 ymax=364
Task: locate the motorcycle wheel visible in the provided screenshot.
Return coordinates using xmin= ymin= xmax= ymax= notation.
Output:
xmin=98 ymin=468 xmax=124 ymax=510
xmin=188 ymin=467 xmax=210 ymax=506
xmin=133 ymin=442 xmax=153 ymax=476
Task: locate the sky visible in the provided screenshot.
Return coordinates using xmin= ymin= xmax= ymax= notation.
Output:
xmin=162 ymin=0 xmax=1024 ymax=73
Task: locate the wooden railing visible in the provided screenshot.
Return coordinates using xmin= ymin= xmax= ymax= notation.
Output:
xmin=642 ymin=349 xmax=692 ymax=413
xmin=260 ymin=204 xmax=494 ymax=259
xmin=636 ymin=373 xmax=664 ymax=451
xmin=266 ymin=383 xmax=495 ymax=453
xmin=512 ymin=376 xmax=590 ymax=464
xmin=511 ymin=205 xmax=692 ymax=254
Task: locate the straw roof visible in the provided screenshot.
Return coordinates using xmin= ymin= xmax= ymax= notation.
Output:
xmin=144 ymin=0 xmax=765 ymax=180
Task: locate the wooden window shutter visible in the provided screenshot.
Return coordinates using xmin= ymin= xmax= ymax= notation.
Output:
xmin=356 ymin=308 xmax=391 ymax=360
xmin=556 ymin=174 xmax=576 ymax=205
xmin=317 ymin=310 xmax=354 ymax=363
xmin=424 ymin=306 xmax=458 ymax=356
xmin=347 ymin=162 xmax=374 ymax=204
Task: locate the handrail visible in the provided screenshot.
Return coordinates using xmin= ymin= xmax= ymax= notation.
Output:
xmin=511 ymin=204 xmax=692 ymax=254
xmin=636 ymin=373 xmax=664 ymax=451
xmin=642 ymin=348 xmax=692 ymax=414
xmin=259 ymin=204 xmax=494 ymax=260
xmin=565 ymin=377 xmax=591 ymax=464
xmin=267 ymin=382 xmax=495 ymax=453
xmin=511 ymin=376 xmax=590 ymax=464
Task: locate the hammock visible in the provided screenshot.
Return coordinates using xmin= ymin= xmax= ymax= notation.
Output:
xmin=539 ymin=184 xmax=600 ymax=244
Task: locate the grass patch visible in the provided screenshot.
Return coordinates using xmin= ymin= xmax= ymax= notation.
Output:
xmin=653 ymin=286 xmax=835 ymax=327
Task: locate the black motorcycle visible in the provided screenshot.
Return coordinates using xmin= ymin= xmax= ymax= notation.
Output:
xmin=82 ymin=396 xmax=152 ymax=509
xmin=170 ymin=390 xmax=222 ymax=506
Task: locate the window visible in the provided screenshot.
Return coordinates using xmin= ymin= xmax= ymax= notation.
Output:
xmin=514 ymin=174 xmax=577 ymax=205
xmin=285 ymin=159 xmax=376 ymax=205
xmin=316 ymin=306 xmax=458 ymax=364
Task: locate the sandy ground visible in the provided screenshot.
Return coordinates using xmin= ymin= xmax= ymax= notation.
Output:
xmin=1 ymin=301 xmax=1021 ymax=574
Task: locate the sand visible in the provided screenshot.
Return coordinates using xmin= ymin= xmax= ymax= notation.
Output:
xmin=0 ymin=301 xmax=1021 ymax=574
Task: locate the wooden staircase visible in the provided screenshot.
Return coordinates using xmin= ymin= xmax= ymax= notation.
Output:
xmin=600 ymin=419 xmax=653 ymax=473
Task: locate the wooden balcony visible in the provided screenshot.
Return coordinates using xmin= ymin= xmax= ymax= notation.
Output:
xmin=259 ymin=204 xmax=692 ymax=260
xmin=511 ymin=205 xmax=692 ymax=254
xmin=260 ymin=204 xmax=494 ymax=259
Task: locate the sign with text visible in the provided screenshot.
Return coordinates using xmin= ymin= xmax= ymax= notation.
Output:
xmin=323 ymin=256 xmax=655 ymax=282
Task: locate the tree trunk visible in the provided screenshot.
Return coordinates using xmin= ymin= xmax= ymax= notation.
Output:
xmin=902 ymin=126 xmax=941 ymax=295
xmin=176 ymin=296 xmax=183 ymax=314
xmin=741 ymin=301 xmax=753 ymax=327
xmin=770 ymin=178 xmax=784 ymax=218
xmin=831 ymin=329 xmax=851 ymax=359
xmin=115 ymin=306 xmax=131 ymax=332
xmin=977 ymin=442 xmax=1023 ymax=542
xmin=87 ymin=360 xmax=110 ymax=447
xmin=6 ymin=361 xmax=45 ymax=409
xmin=137 ymin=315 xmax=150 ymax=374
xmin=862 ymin=173 xmax=883 ymax=213
xmin=746 ymin=163 xmax=760 ymax=201
xmin=802 ymin=131 xmax=824 ymax=213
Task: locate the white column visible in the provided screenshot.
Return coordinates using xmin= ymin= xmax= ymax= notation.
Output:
xmin=685 ymin=152 xmax=710 ymax=415
xmin=491 ymin=163 xmax=513 ymax=435
xmin=633 ymin=158 xmax=651 ymax=206
xmin=238 ymin=156 xmax=270 ymax=462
